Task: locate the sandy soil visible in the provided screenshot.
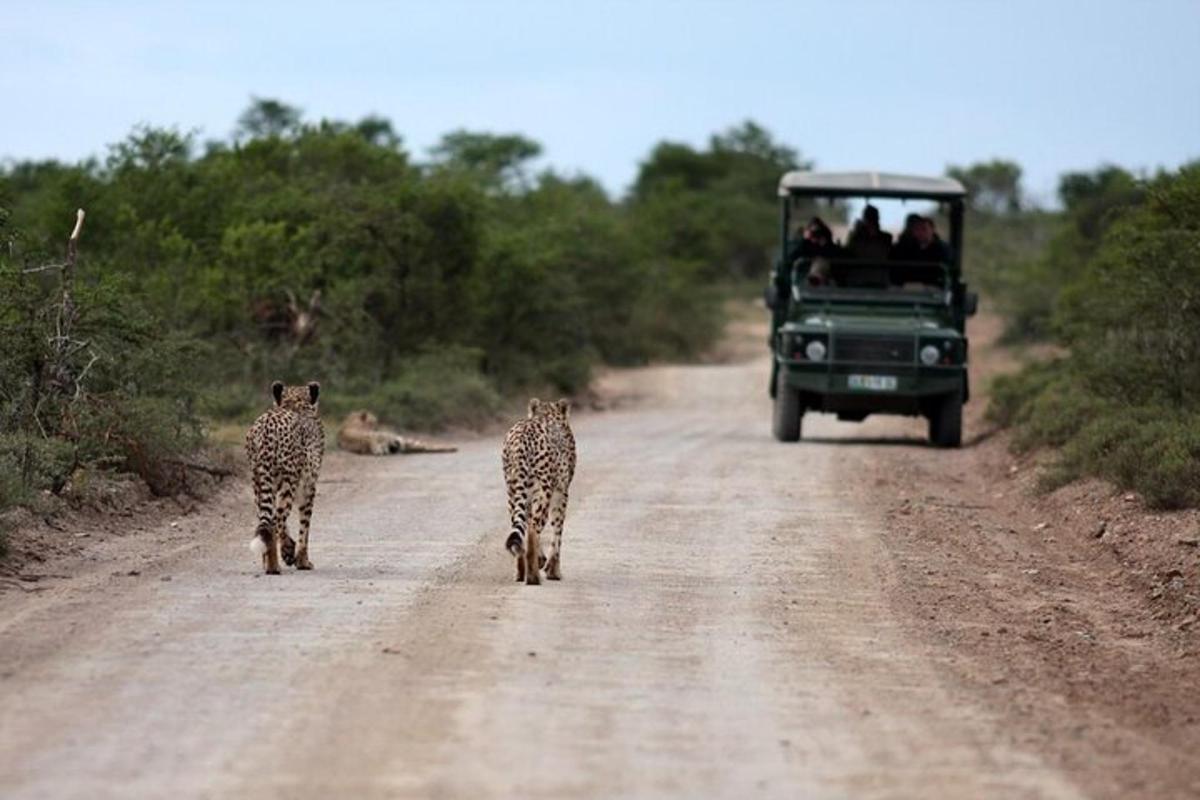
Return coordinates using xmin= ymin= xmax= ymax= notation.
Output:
xmin=0 ymin=305 xmax=1195 ymax=799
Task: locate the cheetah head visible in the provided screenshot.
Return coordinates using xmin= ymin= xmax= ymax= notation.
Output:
xmin=271 ymin=381 xmax=321 ymax=415
xmin=349 ymin=410 xmax=378 ymax=429
xmin=527 ymin=397 xmax=570 ymax=419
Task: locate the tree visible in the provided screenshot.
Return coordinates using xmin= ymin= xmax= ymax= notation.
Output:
xmin=946 ymin=159 xmax=1023 ymax=214
xmin=629 ymin=120 xmax=807 ymax=279
xmin=354 ymin=115 xmax=402 ymax=150
xmin=428 ymin=131 xmax=542 ymax=192
xmin=236 ymin=97 xmax=303 ymax=140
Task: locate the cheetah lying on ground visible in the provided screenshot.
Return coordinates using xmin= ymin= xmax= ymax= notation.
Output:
xmin=502 ymin=398 xmax=576 ymax=585
xmin=337 ymin=410 xmax=457 ymax=455
xmin=246 ymin=381 xmax=324 ymax=574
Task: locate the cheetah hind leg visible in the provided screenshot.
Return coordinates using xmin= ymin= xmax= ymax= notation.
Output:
xmin=543 ymin=488 xmax=568 ymax=581
xmin=280 ymin=533 xmax=297 ymax=567
xmin=513 ymin=548 xmax=544 ymax=581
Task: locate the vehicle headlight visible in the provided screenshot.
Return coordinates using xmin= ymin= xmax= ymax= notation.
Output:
xmin=804 ymin=339 xmax=827 ymax=361
xmin=919 ymin=344 xmax=941 ymax=366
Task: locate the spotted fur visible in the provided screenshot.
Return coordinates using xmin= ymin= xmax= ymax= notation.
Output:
xmin=502 ymin=398 xmax=576 ymax=585
xmin=246 ymin=381 xmax=324 ymax=574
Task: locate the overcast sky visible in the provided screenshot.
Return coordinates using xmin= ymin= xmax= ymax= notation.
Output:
xmin=5 ymin=0 xmax=1198 ymax=204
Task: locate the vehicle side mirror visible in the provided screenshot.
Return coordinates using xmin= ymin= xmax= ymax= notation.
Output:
xmin=764 ymin=285 xmax=780 ymax=310
xmin=965 ymin=291 xmax=979 ymax=317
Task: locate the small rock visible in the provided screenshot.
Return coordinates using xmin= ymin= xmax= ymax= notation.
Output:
xmin=1093 ymin=521 xmax=1108 ymax=539
xmin=1034 ymin=522 xmax=1049 ymax=531
xmin=160 ymin=575 xmax=172 ymax=582
xmin=170 ymin=521 xmax=179 ymax=528
xmin=1123 ymin=493 xmax=1136 ymax=503
xmin=127 ymin=570 xmax=141 ymax=577
xmin=527 ymin=651 xmax=537 ymax=658
xmin=381 ymin=647 xmax=401 ymax=655
xmin=1177 ymin=536 xmax=1199 ymax=548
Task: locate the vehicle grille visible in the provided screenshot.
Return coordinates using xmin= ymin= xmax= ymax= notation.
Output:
xmin=833 ymin=335 xmax=914 ymax=363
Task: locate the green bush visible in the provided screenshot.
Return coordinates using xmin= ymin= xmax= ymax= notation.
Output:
xmin=987 ymin=164 xmax=1200 ymax=508
xmin=3 ymin=103 xmax=785 ymax=439
xmin=334 ymin=346 xmax=502 ymax=431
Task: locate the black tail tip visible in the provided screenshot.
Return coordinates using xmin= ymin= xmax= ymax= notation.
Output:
xmin=505 ymin=532 xmax=523 ymax=556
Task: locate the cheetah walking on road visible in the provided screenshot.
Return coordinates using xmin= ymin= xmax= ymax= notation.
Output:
xmin=502 ymin=398 xmax=576 ymax=585
xmin=246 ymin=381 xmax=324 ymax=575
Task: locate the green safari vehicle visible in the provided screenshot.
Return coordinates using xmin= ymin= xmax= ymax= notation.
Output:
xmin=764 ymin=172 xmax=977 ymax=446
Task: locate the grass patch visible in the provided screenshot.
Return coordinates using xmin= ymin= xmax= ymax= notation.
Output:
xmin=329 ymin=346 xmax=503 ymax=431
xmin=989 ymin=368 xmax=1200 ymax=509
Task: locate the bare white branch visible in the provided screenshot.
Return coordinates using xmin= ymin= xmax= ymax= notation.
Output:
xmin=21 ymin=262 xmax=69 ymax=274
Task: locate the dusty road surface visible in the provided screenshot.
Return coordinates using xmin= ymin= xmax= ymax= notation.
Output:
xmin=0 ymin=315 xmax=1177 ymax=799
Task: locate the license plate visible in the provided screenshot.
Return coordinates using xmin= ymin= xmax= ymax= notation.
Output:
xmin=847 ymin=374 xmax=898 ymax=391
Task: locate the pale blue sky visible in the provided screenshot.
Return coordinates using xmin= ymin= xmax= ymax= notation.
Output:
xmin=5 ymin=0 xmax=1198 ymax=204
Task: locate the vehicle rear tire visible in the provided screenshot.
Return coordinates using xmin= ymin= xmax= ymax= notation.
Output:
xmin=928 ymin=389 xmax=963 ymax=448
xmin=772 ymin=371 xmax=802 ymax=442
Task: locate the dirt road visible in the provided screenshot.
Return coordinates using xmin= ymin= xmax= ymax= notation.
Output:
xmin=0 ymin=319 xmax=1175 ymax=798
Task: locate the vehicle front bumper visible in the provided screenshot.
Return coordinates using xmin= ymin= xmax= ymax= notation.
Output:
xmin=776 ymin=358 xmax=965 ymax=415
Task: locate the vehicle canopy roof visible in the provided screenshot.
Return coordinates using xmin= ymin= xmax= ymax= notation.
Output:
xmin=778 ymin=171 xmax=966 ymax=201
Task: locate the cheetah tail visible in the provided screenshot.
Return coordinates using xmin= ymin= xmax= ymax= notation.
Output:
xmin=397 ymin=437 xmax=458 ymax=454
xmin=505 ymin=480 xmax=531 ymax=557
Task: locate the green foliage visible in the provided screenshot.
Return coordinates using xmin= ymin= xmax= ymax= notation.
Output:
xmin=236 ymin=97 xmax=303 ymax=140
xmin=948 ymin=159 xmax=1024 ymax=214
xmin=1 ymin=99 xmax=784 ymax=511
xmin=429 ymin=130 xmax=543 ymax=192
xmin=987 ymin=164 xmax=1200 ymax=508
xmin=630 ymin=120 xmax=808 ymax=281
xmin=0 ymin=244 xmax=206 ymax=506
xmin=334 ymin=346 xmax=502 ymax=431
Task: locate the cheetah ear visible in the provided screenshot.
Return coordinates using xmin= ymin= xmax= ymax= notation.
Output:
xmin=307 ymin=382 xmax=320 ymax=405
xmin=556 ymin=398 xmax=570 ymax=417
xmin=527 ymin=398 xmax=541 ymax=417
xmin=271 ymin=381 xmax=285 ymax=405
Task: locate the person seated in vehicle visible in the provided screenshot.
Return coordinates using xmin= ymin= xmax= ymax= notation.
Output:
xmin=846 ymin=204 xmax=893 ymax=260
xmin=787 ymin=216 xmax=837 ymax=260
xmin=892 ymin=212 xmax=921 ymax=252
xmin=785 ymin=217 xmax=841 ymax=286
xmin=890 ymin=215 xmax=950 ymax=264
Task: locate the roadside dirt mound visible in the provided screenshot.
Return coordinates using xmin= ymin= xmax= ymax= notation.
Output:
xmin=0 ymin=457 xmax=239 ymax=595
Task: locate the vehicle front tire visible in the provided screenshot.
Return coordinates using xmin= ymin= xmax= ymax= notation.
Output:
xmin=772 ymin=370 xmax=802 ymax=442
xmin=928 ymin=389 xmax=963 ymax=448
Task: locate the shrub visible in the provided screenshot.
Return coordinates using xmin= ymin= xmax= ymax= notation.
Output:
xmin=988 ymin=164 xmax=1200 ymax=508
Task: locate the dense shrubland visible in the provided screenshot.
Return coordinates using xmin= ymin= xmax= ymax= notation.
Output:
xmin=0 ymin=100 xmax=799 ymax=514
xmin=985 ymin=164 xmax=1200 ymax=507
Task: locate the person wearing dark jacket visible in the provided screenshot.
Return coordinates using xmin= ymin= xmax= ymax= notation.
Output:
xmin=786 ymin=216 xmax=838 ymax=262
xmin=785 ymin=217 xmax=841 ymax=286
xmin=891 ymin=216 xmax=950 ymax=263
xmin=847 ymin=204 xmax=893 ymax=260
